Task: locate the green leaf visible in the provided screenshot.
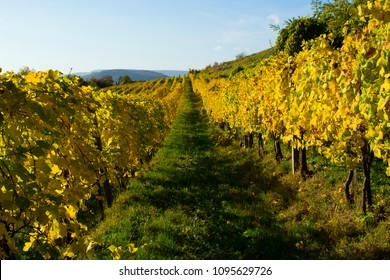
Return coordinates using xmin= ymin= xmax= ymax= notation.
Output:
xmin=15 ymin=146 xmax=29 ymax=155
xmin=26 ymin=183 xmax=39 ymax=196
xmin=62 ymin=76 xmax=71 ymax=84
xmin=243 ymin=229 xmax=261 ymax=238
xmin=41 ymin=127 xmax=53 ymax=135
xmin=2 ymin=178 xmax=15 ymax=191
xmin=0 ymin=112 xmax=4 ymax=125
xmin=36 ymin=159 xmax=51 ymax=174
xmin=37 ymin=213 xmax=50 ymax=226
xmin=36 ymin=140 xmax=51 ymax=149
xmin=15 ymin=196 xmax=32 ymax=210
xmin=32 ymin=147 xmax=45 ymax=157
xmin=29 ymin=102 xmax=46 ymax=121
xmin=70 ymin=97 xmax=78 ymax=105
xmin=12 ymin=163 xmax=30 ymax=181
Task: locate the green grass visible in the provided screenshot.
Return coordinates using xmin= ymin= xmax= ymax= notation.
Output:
xmin=87 ymin=80 xmax=390 ymax=260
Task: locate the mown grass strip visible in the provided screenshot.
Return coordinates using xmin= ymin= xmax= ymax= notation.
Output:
xmin=89 ymin=80 xmax=294 ymax=259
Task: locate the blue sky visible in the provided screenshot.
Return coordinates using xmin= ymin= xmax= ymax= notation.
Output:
xmin=0 ymin=0 xmax=313 ymax=73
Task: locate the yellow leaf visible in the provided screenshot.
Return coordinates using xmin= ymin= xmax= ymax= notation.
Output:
xmin=63 ymin=247 xmax=75 ymax=258
xmin=49 ymin=220 xmax=68 ymax=241
xmin=86 ymin=241 xmax=94 ymax=253
xmin=127 ymin=243 xmax=138 ymax=254
xmin=108 ymin=245 xmax=117 ymax=252
xmin=51 ymin=164 xmax=61 ymax=175
xmin=283 ymin=134 xmax=294 ymax=143
xmin=373 ymin=146 xmax=382 ymax=158
xmin=108 ymin=245 xmax=122 ymax=260
xmin=379 ymin=67 xmax=386 ymax=77
xmin=25 ymin=72 xmax=41 ymax=85
xmin=23 ymin=241 xmax=33 ymax=252
xmin=64 ymin=205 xmax=78 ymax=220
xmin=55 ymin=188 xmax=64 ymax=195
xmin=23 ymin=236 xmax=36 ymax=252
xmin=377 ymin=55 xmax=387 ymax=68
xmin=378 ymin=96 xmax=388 ymax=111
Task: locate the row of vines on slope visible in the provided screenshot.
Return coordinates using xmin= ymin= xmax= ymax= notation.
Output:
xmin=190 ymin=0 xmax=390 ymax=214
xmin=0 ymin=70 xmax=184 ymax=259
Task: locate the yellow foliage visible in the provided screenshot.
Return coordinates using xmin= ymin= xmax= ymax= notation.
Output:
xmin=108 ymin=245 xmax=122 ymax=260
xmin=64 ymin=205 xmax=78 ymax=220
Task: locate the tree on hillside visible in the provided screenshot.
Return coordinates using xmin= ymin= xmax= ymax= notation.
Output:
xmin=311 ymin=0 xmax=368 ymax=47
xmin=236 ymin=52 xmax=246 ymax=60
xmin=90 ymin=75 xmax=114 ymax=89
xmin=18 ymin=66 xmax=35 ymax=75
xmin=89 ymin=77 xmax=98 ymax=88
xmin=274 ymin=16 xmax=327 ymax=55
xmin=118 ymin=74 xmax=132 ymax=85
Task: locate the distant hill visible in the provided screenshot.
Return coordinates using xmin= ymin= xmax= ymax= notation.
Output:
xmin=155 ymin=70 xmax=188 ymax=77
xmin=79 ymin=69 xmax=168 ymax=83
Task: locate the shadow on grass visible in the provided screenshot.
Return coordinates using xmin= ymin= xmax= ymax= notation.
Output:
xmin=129 ymin=82 xmax=304 ymax=259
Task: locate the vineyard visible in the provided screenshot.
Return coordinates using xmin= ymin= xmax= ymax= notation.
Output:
xmin=191 ymin=0 xmax=390 ymax=214
xmin=0 ymin=71 xmax=184 ymax=259
xmin=1 ymin=0 xmax=390 ymax=260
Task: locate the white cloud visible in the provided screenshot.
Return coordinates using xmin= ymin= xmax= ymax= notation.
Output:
xmin=267 ymin=14 xmax=280 ymax=24
xmin=213 ymin=46 xmax=222 ymax=51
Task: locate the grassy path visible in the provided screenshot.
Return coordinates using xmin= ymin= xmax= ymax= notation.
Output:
xmin=89 ymin=79 xmax=390 ymax=260
xmin=91 ymin=79 xmax=299 ymax=260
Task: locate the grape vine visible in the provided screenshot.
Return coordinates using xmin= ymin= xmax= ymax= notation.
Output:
xmin=191 ymin=0 xmax=390 ymax=213
xmin=0 ymin=70 xmax=184 ymax=259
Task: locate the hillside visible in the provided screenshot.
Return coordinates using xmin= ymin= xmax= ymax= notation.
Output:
xmin=201 ymin=48 xmax=273 ymax=77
